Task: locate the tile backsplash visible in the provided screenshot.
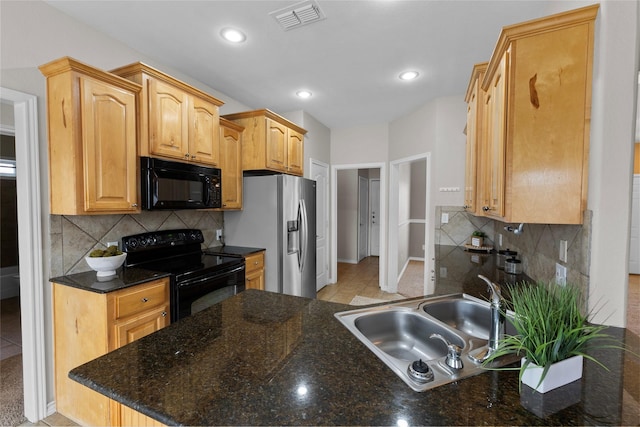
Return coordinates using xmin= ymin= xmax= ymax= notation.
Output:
xmin=50 ymin=210 xmax=224 ymax=277
xmin=435 ymin=206 xmax=592 ymax=299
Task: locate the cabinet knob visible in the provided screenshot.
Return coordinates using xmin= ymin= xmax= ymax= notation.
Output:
xmin=161 ymin=311 xmax=167 ymax=317
xmin=254 ymin=261 xmax=259 ymax=265
xmin=482 ymin=206 xmax=491 ymax=212
xmin=191 ymin=155 xmax=196 ymax=159
xmin=131 ymin=203 xmax=138 ymax=207
xmin=141 ymin=297 xmax=148 ymax=303
xmin=463 ymin=205 xmax=469 ymax=209
xmin=184 ymin=153 xmax=190 ymax=159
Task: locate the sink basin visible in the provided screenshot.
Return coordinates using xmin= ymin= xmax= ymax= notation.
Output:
xmin=354 ymin=310 xmax=465 ymax=361
xmin=421 ymin=298 xmax=516 ymax=339
xmin=334 ymin=293 xmax=520 ymax=392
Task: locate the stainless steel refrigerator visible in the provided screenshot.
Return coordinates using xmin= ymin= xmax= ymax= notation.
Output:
xmin=224 ymin=174 xmax=317 ymax=298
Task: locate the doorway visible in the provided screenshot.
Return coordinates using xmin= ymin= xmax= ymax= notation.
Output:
xmin=331 ymin=163 xmax=386 ymax=289
xmin=388 ymin=153 xmax=432 ymax=296
xmin=0 ymin=87 xmax=47 ymax=422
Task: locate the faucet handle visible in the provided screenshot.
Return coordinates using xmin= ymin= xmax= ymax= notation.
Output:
xmin=429 ymin=333 xmax=463 ymax=369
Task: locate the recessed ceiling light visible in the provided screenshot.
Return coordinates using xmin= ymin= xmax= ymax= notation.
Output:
xmin=220 ymin=28 xmax=246 ymax=43
xmin=399 ymin=70 xmax=419 ymax=81
xmin=296 ymin=90 xmax=312 ymax=99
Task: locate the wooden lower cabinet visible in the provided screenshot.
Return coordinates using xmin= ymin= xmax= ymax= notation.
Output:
xmin=53 ymin=278 xmax=169 ymax=426
xmin=245 ymin=251 xmax=265 ymax=290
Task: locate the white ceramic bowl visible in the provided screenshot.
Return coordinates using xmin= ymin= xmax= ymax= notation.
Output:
xmin=85 ymin=253 xmax=127 ymax=277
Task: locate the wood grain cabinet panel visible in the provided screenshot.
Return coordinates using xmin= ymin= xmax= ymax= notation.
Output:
xmin=39 ymin=57 xmax=141 ymax=215
xmin=111 ymin=62 xmax=223 ymax=167
xmin=53 ymin=278 xmax=169 ymax=427
xmin=222 ymin=109 xmax=307 ymax=176
xmin=463 ymin=63 xmax=488 ymax=215
xmin=219 ymin=118 xmax=244 ymax=209
xmin=245 ymin=251 xmax=265 ymax=290
xmin=471 ymin=5 xmax=598 ymax=224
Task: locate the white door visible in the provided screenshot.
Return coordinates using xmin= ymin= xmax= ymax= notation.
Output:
xmin=311 ymin=160 xmax=329 ymax=290
xmin=369 ymin=179 xmax=380 ymax=256
xmin=630 ymin=175 xmax=640 ymax=274
xmin=358 ymin=176 xmax=369 ymax=262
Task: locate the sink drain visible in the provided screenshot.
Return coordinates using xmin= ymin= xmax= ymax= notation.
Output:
xmin=408 ymin=359 xmax=434 ymax=383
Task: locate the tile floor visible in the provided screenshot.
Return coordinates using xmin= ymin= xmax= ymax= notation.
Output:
xmin=9 ymin=270 xmax=640 ymax=427
xmin=1 ymin=297 xmax=22 ymax=361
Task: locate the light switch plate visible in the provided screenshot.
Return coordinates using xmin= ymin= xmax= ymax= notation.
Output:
xmin=559 ymin=240 xmax=568 ymax=263
xmin=107 ymin=241 xmax=119 ymax=250
xmin=216 ymin=229 xmax=223 ymax=241
xmin=441 ymin=213 xmax=449 ymax=224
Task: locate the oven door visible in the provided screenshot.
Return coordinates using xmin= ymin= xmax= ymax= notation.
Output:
xmin=172 ymin=263 xmax=245 ymax=322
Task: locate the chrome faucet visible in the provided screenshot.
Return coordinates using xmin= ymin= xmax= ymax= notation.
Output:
xmin=469 ymin=274 xmax=505 ymax=363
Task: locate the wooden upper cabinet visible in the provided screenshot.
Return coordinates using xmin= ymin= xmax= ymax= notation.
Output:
xmin=219 ymin=118 xmax=244 ymax=210
xmin=222 ymin=109 xmax=307 ymax=176
xmin=39 ymin=57 xmax=141 ymax=215
xmin=464 ymin=63 xmax=488 ymax=215
xmin=477 ymin=4 xmax=598 ymax=224
xmin=111 ymin=62 xmax=223 ymax=167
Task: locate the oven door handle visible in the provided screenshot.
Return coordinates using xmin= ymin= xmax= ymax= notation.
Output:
xmin=177 ymin=264 xmax=245 ymax=287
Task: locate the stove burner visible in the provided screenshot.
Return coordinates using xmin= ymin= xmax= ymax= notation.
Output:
xmin=408 ymin=359 xmax=434 ymax=383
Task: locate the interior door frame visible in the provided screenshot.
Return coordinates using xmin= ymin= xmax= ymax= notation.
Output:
xmin=357 ymin=175 xmax=369 ymax=262
xmin=388 ymin=153 xmax=432 ymax=294
xmin=0 ymin=87 xmax=47 ymax=422
xmin=330 ymin=162 xmax=386 ymax=289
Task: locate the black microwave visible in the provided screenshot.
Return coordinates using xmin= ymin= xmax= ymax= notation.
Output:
xmin=140 ymin=157 xmax=221 ymax=210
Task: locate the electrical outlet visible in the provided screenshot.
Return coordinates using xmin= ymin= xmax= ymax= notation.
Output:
xmin=555 ymin=263 xmax=567 ymax=286
xmin=439 ymin=267 xmax=448 ymax=278
xmin=216 ymin=229 xmax=223 ymax=241
xmin=441 ymin=213 xmax=449 ymax=224
xmin=107 ymin=241 xmax=119 ymax=249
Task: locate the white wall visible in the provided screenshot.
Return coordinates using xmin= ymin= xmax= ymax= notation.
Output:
xmin=330 ymin=123 xmax=389 ymax=165
xmin=397 ymin=162 xmax=411 ymax=274
xmin=337 ymin=169 xmax=358 ymax=262
xmin=585 ymin=0 xmax=639 ymax=326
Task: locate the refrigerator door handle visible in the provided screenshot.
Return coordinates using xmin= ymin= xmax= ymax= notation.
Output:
xmin=298 ymin=199 xmax=308 ymax=273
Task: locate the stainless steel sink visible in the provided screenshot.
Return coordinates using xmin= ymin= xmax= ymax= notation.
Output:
xmin=421 ymin=297 xmax=517 ymax=339
xmin=334 ymin=293 xmax=520 ymax=392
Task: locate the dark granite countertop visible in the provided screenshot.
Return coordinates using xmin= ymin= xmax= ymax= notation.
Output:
xmin=70 ymin=286 xmax=639 ymax=425
xmin=203 ymin=245 xmax=265 ymax=257
xmin=50 ymin=267 xmax=171 ymax=293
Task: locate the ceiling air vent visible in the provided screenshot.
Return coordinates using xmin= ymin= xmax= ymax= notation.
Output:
xmin=270 ymin=0 xmax=326 ymax=31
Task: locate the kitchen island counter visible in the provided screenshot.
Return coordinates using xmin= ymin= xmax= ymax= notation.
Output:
xmin=70 ymin=288 xmax=639 ymax=426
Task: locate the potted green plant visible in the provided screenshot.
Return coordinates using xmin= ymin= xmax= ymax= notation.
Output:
xmin=470 ymin=230 xmax=486 ymax=247
xmin=484 ymin=281 xmax=614 ymax=393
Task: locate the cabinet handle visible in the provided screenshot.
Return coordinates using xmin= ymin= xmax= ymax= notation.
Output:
xmin=161 ymin=311 xmax=167 ymax=317
xmin=141 ymin=297 xmax=149 ymax=303
xmin=131 ymin=203 xmax=138 ymax=207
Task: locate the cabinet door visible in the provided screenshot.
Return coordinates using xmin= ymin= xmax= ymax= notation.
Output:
xmin=80 ymin=77 xmax=139 ymax=213
xmin=287 ymin=128 xmax=304 ymax=176
xmin=189 ymin=97 xmax=220 ymax=166
xmin=265 ymin=118 xmax=287 ymax=171
xmin=148 ymin=79 xmax=189 ymax=160
xmin=483 ymin=51 xmax=508 ymax=218
xmin=245 ymin=268 xmax=264 ymax=290
xmin=220 ymin=124 xmax=243 ymax=209
xmin=113 ymin=304 xmax=169 ymax=349
xmin=464 ymin=80 xmax=480 ymax=213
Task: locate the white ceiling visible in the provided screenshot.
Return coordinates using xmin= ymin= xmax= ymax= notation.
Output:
xmin=45 ymin=0 xmax=557 ymax=129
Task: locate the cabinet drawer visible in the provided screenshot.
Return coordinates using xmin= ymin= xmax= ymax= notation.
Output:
xmin=245 ymin=252 xmax=264 ymax=273
xmin=114 ymin=280 xmax=168 ymax=320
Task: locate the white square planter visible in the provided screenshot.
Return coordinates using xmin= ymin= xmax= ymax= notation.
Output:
xmin=521 ymin=355 xmax=583 ymax=393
